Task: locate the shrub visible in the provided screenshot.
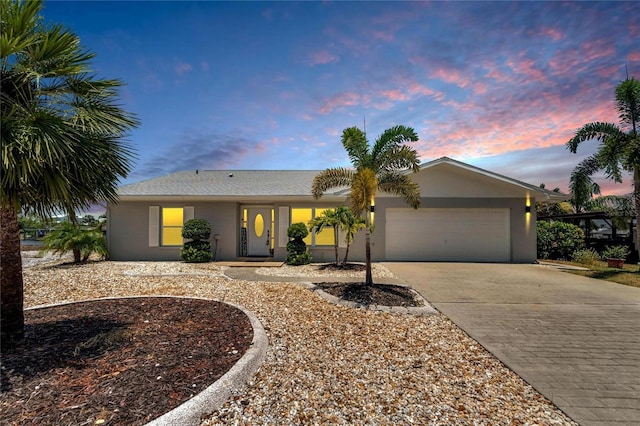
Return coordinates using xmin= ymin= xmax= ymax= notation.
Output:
xmin=537 ymin=221 xmax=585 ymax=260
xmin=602 ymin=245 xmax=630 ymax=260
xmin=41 ymin=222 xmax=108 ymax=263
xmin=571 ymin=248 xmax=601 ymax=265
xmin=180 ymin=218 xmax=212 ymax=263
xmin=286 ymin=222 xmax=311 ymax=265
xmin=181 ymin=219 xmax=211 ymax=240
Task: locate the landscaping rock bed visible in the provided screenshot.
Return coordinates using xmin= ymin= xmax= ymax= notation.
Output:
xmin=12 ymin=259 xmax=576 ymax=425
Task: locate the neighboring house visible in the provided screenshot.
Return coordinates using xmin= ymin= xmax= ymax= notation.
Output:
xmin=107 ymin=157 xmax=565 ymax=263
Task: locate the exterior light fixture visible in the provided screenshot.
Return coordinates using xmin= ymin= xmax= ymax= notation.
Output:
xmin=525 ymin=205 xmax=531 ymax=213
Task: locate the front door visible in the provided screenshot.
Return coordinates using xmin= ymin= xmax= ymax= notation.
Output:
xmin=247 ymin=207 xmax=271 ymax=256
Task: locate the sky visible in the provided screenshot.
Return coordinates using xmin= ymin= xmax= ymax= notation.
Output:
xmin=42 ymin=1 xmax=640 ymax=196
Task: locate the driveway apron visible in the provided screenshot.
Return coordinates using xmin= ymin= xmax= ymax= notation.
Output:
xmin=383 ymin=262 xmax=640 ymax=426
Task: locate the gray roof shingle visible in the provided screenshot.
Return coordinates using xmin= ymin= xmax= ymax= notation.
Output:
xmin=117 ymin=170 xmax=333 ymax=197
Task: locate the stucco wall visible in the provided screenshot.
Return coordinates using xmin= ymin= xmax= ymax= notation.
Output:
xmin=108 ymin=201 xmax=239 ymax=261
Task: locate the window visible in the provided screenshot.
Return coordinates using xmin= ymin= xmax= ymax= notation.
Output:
xmin=148 ymin=206 xmax=193 ymax=248
xmin=291 ymin=207 xmax=335 ymax=246
xmin=162 ymin=207 xmax=184 ymax=246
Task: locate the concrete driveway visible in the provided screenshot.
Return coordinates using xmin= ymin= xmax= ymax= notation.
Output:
xmin=383 ymin=262 xmax=640 ymax=426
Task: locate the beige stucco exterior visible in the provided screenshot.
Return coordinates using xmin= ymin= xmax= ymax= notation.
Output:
xmin=107 ymin=158 xmax=560 ymax=263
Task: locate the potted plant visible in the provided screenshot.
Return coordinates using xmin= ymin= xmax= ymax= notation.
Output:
xmin=602 ymin=245 xmax=630 ymax=268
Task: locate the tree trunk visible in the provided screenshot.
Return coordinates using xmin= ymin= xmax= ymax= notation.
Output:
xmin=343 ymin=243 xmax=350 ymax=266
xmin=73 ymin=248 xmax=81 ymax=263
xmin=333 ymin=225 xmax=339 ymax=266
xmin=1 ymin=204 xmax=25 ymax=353
xmin=365 ymin=210 xmax=373 ymax=286
xmin=634 ymin=166 xmax=640 ymax=263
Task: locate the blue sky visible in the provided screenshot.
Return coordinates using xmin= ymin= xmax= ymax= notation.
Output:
xmin=43 ymin=1 xmax=639 ymax=195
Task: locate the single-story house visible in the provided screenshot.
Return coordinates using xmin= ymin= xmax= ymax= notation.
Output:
xmin=107 ymin=157 xmax=565 ymax=263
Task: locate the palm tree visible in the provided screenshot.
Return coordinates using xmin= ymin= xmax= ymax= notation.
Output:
xmin=308 ymin=205 xmax=365 ymax=266
xmin=312 ymin=126 xmax=421 ymax=285
xmin=308 ymin=209 xmax=341 ymax=265
xmin=41 ymin=222 xmax=109 ymax=263
xmin=335 ymin=206 xmax=365 ymax=266
xmin=1 ymin=0 xmax=138 ymax=352
xmin=567 ymin=77 xmax=640 ymax=254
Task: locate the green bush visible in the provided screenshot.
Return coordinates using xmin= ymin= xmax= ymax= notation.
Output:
xmin=180 ymin=218 xmax=212 ymax=262
xmin=571 ymin=248 xmax=601 ymax=265
xmin=41 ymin=222 xmax=108 ymax=263
xmin=602 ymin=245 xmax=630 ymax=260
xmin=287 ymin=222 xmax=309 ymax=240
xmin=181 ymin=219 xmax=211 ymax=240
xmin=285 ymin=222 xmax=311 ymax=265
xmin=537 ymin=221 xmax=585 ymax=260
xmin=181 ymin=243 xmax=212 ymax=263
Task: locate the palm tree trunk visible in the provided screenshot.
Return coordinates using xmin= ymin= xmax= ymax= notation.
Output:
xmin=365 ymin=210 xmax=373 ymax=286
xmin=333 ymin=225 xmax=339 ymax=265
xmin=634 ymin=166 xmax=640 ymax=262
xmin=343 ymin=242 xmax=350 ymax=266
xmin=1 ymin=204 xmax=25 ymax=353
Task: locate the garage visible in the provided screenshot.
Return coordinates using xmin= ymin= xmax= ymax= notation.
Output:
xmin=385 ymin=208 xmax=511 ymax=262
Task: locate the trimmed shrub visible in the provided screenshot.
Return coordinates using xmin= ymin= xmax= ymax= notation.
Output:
xmin=537 ymin=221 xmax=585 ymax=260
xmin=286 ymin=222 xmax=311 ymax=265
xmin=571 ymin=248 xmax=600 ymax=265
xmin=181 ymin=218 xmax=211 ymax=240
xmin=181 ymin=219 xmax=212 ymax=263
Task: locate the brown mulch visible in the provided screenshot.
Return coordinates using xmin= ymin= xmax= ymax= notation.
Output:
xmin=314 ymin=282 xmax=424 ymax=307
xmin=0 ymin=297 xmax=253 ymax=425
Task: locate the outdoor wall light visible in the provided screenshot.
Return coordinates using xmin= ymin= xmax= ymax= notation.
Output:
xmin=525 ymin=205 xmax=531 ymax=213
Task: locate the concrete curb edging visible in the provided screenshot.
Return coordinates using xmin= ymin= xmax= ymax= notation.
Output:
xmin=146 ymin=299 xmax=268 ymax=426
xmin=298 ymin=282 xmax=439 ymax=316
xmin=27 ymin=296 xmax=268 ymax=426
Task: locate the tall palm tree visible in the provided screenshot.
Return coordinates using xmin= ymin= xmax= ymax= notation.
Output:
xmin=1 ymin=0 xmax=138 ymax=352
xmin=567 ymin=77 xmax=640 ymax=254
xmin=312 ymin=126 xmax=421 ymax=285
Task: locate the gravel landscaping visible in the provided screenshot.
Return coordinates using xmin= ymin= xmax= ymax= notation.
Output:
xmin=19 ymin=255 xmax=576 ymax=425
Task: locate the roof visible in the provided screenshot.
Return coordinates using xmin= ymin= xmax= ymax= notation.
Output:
xmin=116 ymin=157 xmax=567 ymax=201
xmin=117 ymin=170 xmax=339 ymax=198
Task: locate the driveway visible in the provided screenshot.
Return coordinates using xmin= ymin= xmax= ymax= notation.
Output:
xmin=384 ymin=262 xmax=640 ymax=426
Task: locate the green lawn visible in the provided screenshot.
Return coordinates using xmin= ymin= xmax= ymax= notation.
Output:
xmin=547 ymin=260 xmax=640 ymax=288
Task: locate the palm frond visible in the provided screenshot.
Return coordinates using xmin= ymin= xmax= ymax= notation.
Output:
xmin=616 ymin=77 xmax=640 ymax=134
xmin=566 ymin=122 xmax=624 ymax=153
xmin=340 ymin=127 xmax=370 ymax=169
xmin=371 ymin=125 xmax=419 ymax=170
xmin=311 ymin=168 xmax=353 ymax=199
xmin=569 ymin=154 xmax=602 ymax=212
xmin=378 ymin=172 xmax=421 ymax=209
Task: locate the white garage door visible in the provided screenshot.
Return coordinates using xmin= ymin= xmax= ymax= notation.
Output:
xmin=385 ymin=208 xmax=510 ymax=262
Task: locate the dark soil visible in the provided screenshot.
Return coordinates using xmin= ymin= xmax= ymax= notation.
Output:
xmin=0 ymin=297 xmax=253 ymax=425
xmin=316 ymin=263 xmax=367 ymax=271
xmin=315 ymin=282 xmax=423 ymax=307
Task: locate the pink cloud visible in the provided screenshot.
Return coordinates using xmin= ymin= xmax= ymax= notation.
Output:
xmin=628 ymin=52 xmax=640 ymax=62
xmin=318 ymin=91 xmax=361 ymax=114
xmin=380 ymin=89 xmax=409 ymax=102
xmin=506 ymin=57 xmax=546 ymax=82
xmin=431 ymin=68 xmax=471 ymax=88
xmin=539 ymin=27 xmax=564 ymax=41
xmin=175 ymin=62 xmax=193 ymax=75
xmin=308 ymin=50 xmax=339 ymax=66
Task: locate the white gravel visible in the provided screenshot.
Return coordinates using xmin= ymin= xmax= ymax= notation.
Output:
xmin=22 ymin=257 xmax=576 ymax=425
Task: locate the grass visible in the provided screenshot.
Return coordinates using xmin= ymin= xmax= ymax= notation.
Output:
xmin=545 ymin=259 xmax=640 ymax=288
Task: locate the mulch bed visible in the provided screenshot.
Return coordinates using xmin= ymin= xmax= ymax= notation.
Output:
xmin=0 ymin=297 xmax=253 ymax=425
xmin=314 ymin=282 xmax=424 ymax=307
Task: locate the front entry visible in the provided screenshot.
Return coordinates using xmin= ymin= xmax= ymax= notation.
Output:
xmin=247 ymin=207 xmax=272 ymax=256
